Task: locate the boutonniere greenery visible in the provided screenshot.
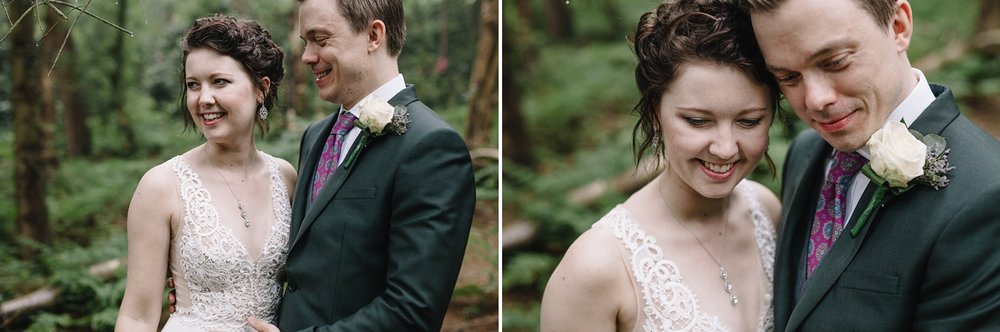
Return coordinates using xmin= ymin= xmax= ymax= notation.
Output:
xmin=342 ymin=96 xmax=411 ymax=168
xmin=851 ymin=121 xmax=954 ymax=236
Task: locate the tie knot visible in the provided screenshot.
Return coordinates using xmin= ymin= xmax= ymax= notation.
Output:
xmin=832 ymin=151 xmax=867 ymax=177
xmin=332 ymin=112 xmax=358 ymax=136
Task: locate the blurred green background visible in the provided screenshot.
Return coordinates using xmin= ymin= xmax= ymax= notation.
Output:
xmin=501 ymin=0 xmax=1000 ymax=330
xmin=0 ymin=0 xmax=498 ymax=330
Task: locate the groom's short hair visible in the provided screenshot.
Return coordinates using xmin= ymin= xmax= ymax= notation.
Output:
xmin=740 ymin=0 xmax=896 ymax=32
xmin=299 ymin=0 xmax=407 ymax=57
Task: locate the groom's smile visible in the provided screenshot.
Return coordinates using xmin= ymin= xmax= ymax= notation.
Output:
xmin=314 ymin=69 xmax=332 ymax=86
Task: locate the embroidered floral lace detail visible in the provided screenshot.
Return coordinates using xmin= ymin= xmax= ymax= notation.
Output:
xmin=594 ymin=182 xmax=775 ymax=332
xmin=167 ymin=154 xmax=290 ymax=331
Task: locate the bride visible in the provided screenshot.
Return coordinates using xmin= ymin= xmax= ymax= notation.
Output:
xmin=540 ymin=1 xmax=781 ymax=331
xmin=115 ymin=16 xmax=295 ymax=331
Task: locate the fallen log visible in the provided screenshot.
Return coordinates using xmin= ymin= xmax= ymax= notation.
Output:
xmin=1 ymin=258 xmax=123 ymax=322
xmin=567 ymin=159 xmax=662 ymax=206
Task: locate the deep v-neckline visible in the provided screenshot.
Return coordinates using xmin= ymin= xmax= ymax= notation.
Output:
xmin=179 ymin=155 xmax=284 ymax=263
xmin=607 ymin=183 xmax=775 ymax=332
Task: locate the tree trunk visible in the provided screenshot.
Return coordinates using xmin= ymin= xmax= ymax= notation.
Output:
xmin=11 ymin=0 xmax=52 ymax=260
xmin=39 ymin=7 xmax=68 ymax=166
xmin=963 ymin=0 xmax=1000 ymax=139
xmin=61 ymin=44 xmax=91 ymax=156
xmin=465 ymin=0 xmax=498 ymax=149
xmin=977 ymin=0 xmax=1000 ymax=44
xmin=501 ymin=25 xmax=535 ymax=167
xmin=285 ymin=10 xmax=308 ymax=125
xmin=111 ymin=0 xmax=136 ymax=154
xmin=543 ymin=0 xmax=573 ymax=39
xmin=601 ymin=0 xmax=625 ymax=38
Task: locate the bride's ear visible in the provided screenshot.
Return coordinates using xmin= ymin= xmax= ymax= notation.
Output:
xmin=257 ymin=77 xmax=272 ymax=102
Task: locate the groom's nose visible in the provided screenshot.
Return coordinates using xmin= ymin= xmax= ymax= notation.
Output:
xmin=803 ymin=74 xmax=837 ymax=113
xmin=301 ymin=43 xmax=319 ymax=65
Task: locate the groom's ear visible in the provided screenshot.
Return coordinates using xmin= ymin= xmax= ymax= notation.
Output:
xmin=367 ymin=19 xmax=387 ymax=54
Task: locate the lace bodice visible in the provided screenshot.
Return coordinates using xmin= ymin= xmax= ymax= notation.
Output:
xmin=595 ymin=183 xmax=776 ymax=332
xmin=163 ymin=154 xmax=291 ymax=332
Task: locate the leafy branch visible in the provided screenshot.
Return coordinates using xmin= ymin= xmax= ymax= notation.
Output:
xmin=1 ymin=0 xmax=134 ymax=75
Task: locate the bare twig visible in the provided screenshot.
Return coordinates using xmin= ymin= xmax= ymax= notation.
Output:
xmin=0 ymin=1 xmax=45 ymax=44
xmin=44 ymin=0 xmax=66 ymax=20
xmin=45 ymin=0 xmax=89 ymax=76
xmin=3 ymin=0 xmax=13 ymax=26
xmin=1 ymin=0 xmax=135 ymax=75
xmin=50 ymin=0 xmax=133 ymax=36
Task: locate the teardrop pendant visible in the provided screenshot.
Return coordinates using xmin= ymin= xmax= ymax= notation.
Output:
xmin=720 ymin=266 xmax=738 ymax=306
xmin=237 ymin=202 xmax=250 ymax=228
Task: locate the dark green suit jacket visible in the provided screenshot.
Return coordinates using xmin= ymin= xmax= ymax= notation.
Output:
xmin=277 ymin=85 xmax=476 ymax=331
xmin=775 ymin=84 xmax=1000 ymax=331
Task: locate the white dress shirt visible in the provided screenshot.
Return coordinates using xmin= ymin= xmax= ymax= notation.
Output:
xmin=335 ymin=74 xmax=406 ymax=166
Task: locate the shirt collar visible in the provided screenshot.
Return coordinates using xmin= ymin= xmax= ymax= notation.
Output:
xmin=341 ymin=74 xmax=407 ymax=116
xmin=855 ymin=68 xmax=934 ymax=159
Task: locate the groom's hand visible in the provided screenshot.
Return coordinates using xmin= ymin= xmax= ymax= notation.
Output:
xmin=166 ymin=277 xmax=177 ymax=313
xmin=248 ymin=317 xmax=280 ymax=332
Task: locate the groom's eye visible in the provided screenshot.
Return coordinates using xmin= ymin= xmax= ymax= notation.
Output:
xmin=823 ymin=55 xmax=851 ymax=71
xmin=775 ymin=73 xmax=800 ymax=86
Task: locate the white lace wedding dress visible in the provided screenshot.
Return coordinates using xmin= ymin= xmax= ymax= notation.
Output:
xmin=594 ymin=182 xmax=776 ymax=332
xmin=160 ymin=154 xmax=291 ymax=332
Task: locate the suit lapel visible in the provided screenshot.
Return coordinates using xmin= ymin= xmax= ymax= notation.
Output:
xmin=775 ymin=136 xmax=829 ymax=330
xmin=288 ymin=85 xmax=421 ymax=250
xmin=787 ymin=182 xmax=879 ymax=329
xmin=289 ymin=115 xmax=338 ymax=248
xmin=786 ymin=84 xmax=958 ymax=330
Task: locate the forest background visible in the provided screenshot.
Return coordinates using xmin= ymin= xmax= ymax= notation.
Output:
xmin=0 ymin=0 xmax=498 ymax=331
xmin=502 ymin=0 xmax=1000 ymax=330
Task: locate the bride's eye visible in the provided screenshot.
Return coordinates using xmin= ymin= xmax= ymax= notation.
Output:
xmin=737 ymin=118 xmax=762 ymax=128
xmin=684 ymin=117 xmax=709 ymax=127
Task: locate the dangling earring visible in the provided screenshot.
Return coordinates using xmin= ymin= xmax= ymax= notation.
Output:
xmin=258 ymin=104 xmax=269 ymax=120
xmin=652 ymin=130 xmax=662 ymax=159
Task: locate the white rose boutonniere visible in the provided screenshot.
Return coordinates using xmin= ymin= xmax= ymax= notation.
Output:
xmin=356 ymin=96 xmax=395 ymax=135
xmin=342 ymin=96 xmax=411 ymax=168
xmin=867 ymin=121 xmax=926 ymax=187
xmin=851 ymin=121 xmax=955 ymax=236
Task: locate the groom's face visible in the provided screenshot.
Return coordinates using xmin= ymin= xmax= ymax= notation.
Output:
xmin=299 ymin=0 xmax=373 ymax=109
xmin=750 ymin=0 xmax=914 ymax=152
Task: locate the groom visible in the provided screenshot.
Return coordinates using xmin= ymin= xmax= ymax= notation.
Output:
xmin=744 ymin=0 xmax=1000 ymax=330
xmin=251 ymin=0 xmax=476 ymax=330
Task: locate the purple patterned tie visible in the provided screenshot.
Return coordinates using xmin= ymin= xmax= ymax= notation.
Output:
xmin=310 ymin=112 xmax=358 ymax=203
xmin=807 ymin=151 xmax=867 ymax=277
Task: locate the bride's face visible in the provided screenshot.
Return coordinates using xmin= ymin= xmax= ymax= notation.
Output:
xmin=658 ymin=62 xmax=773 ymax=199
xmin=185 ymin=48 xmax=261 ymax=144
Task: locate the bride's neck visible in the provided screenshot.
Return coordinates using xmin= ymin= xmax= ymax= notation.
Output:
xmin=656 ymin=173 xmax=730 ymax=223
xmin=203 ymin=142 xmax=257 ymax=168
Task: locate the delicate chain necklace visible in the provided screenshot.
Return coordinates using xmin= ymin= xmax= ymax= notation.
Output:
xmin=657 ymin=184 xmax=739 ymax=306
xmin=204 ymin=147 xmax=254 ymax=228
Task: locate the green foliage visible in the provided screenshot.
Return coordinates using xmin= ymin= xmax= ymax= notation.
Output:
xmin=501 ymin=301 xmax=541 ymax=332
xmin=502 ymin=252 xmax=557 ymax=293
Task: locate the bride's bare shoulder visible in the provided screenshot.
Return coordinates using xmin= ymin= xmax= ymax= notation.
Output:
xmin=541 ymin=214 xmax=633 ymax=331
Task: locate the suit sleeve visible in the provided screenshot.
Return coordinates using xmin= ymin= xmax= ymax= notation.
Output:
xmin=914 ymin=181 xmax=1000 ymax=330
xmin=303 ymin=127 xmax=477 ymax=332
